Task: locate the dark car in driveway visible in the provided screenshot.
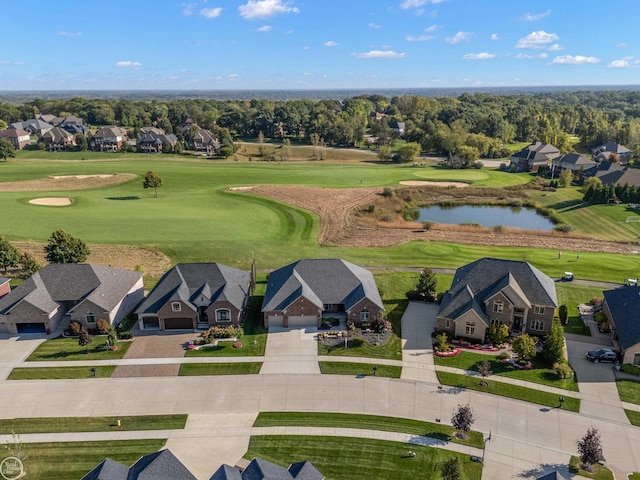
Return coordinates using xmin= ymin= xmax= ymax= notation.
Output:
xmin=586 ymin=348 xmax=619 ymax=364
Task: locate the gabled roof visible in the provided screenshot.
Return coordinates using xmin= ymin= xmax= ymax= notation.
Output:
xmin=552 ymin=152 xmax=595 ymax=168
xmin=136 ymin=263 xmax=250 ymax=315
xmin=128 ymin=449 xmax=197 ymax=480
xmin=262 ymin=259 xmax=384 ymax=313
xmin=0 ymin=128 xmax=29 ymax=138
xmin=511 ymin=142 xmax=560 ymax=162
xmin=592 ymin=142 xmax=630 ymax=155
xmin=0 ymin=264 xmax=142 ymax=316
xmin=536 ymin=471 xmax=566 ymax=480
xmin=92 ymin=126 xmax=128 ymax=138
xmin=583 ymin=161 xmax=625 ymax=178
xmin=210 ymin=464 xmax=244 ymax=480
xmin=210 ymin=458 xmax=324 ymax=480
xmin=81 ymin=458 xmax=129 ymax=480
xmin=42 ymin=127 xmax=74 ymax=142
xmin=598 ymin=169 xmax=640 ymax=188
xmin=288 ymin=461 xmax=324 ymax=480
xmin=603 ymin=286 xmax=640 ymax=350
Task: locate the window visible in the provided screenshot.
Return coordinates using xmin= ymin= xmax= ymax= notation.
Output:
xmin=171 ymin=302 xmax=181 ymax=312
xmin=533 ymin=306 xmax=545 ymax=315
xmin=445 ymin=319 xmax=451 ymax=329
xmin=86 ymin=313 xmax=95 ymax=324
xmin=360 ymin=309 xmax=369 ymax=322
xmin=216 ymin=309 xmax=231 ymax=323
xmin=465 ymin=323 xmax=475 ymax=336
xmin=493 ymin=302 xmax=503 ymax=313
xmin=530 ymin=319 xmax=544 ymax=331
xmin=490 ymin=319 xmax=502 ymax=327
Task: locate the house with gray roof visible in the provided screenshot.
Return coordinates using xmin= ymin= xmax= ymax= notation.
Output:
xmin=136 ymin=127 xmax=178 ymax=153
xmin=0 ymin=128 xmax=30 ymax=150
xmin=82 ymin=449 xmax=197 ymax=480
xmin=211 ymin=457 xmax=324 ymax=480
xmin=536 ymin=471 xmax=566 ymax=480
xmin=262 ymin=258 xmax=384 ymax=328
xmin=603 ymin=286 xmax=640 ymax=365
xmin=509 ymin=142 xmax=560 ymax=172
xmin=10 ymin=118 xmax=54 ymax=136
xmin=89 ymin=126 xmax=128 ymax=152
xmin=551 ymin=153 xmax=596 ymax=177
xmin=0 ymin=264 xmax=143 ymax=335
xmin=592 ymin=142 xmax=631 ymax=164
xmin=41 ymin=126 xmax=76 ymax=151
xmin=190 ymin=128 xmax=220 ymax=155
xmin=136 ymin=263 xmax=252 ymax=331
xmin=437 ymin=258 xmax=558 ymax=341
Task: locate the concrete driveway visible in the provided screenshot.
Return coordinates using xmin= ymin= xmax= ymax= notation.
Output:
xmin=401 ymin=302 xmax=439 ymax=384
xmin=566 ymin=338 xmax=628 ymax=423
xmin=260 ymin=326 xmax=320 ymax=374
xmin=0 ymin=334 xmax=46 ymax=380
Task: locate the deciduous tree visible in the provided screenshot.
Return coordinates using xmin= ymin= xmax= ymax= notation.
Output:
xmin=396 ymin=142 xmax=421 ymax=163
xmin=451 ymin=404 xmax=474 ymax=439
xmin=19 ymin=251 xmax=40 ymax=276
xmin=576 ymin=427 xmax=604 ymax=471
xmin=78 ymin=327 xmax=92 ymax=348
xmin=0 ymin=139 xmax=15 ymax=162
xmin=0 ymin=235 xmax=20 ymax=273
xmin=511 ymin=333 xmax=537 ymax=361
xmin=44 ymin=230 xmax=90 ymax=264
xmin=441 ymin=457 xmax=464 ymax=480
xmin=543 ymin=319 xmax=565 ymax=364
xmin=143 ymin=170 xmax=162 ymax=198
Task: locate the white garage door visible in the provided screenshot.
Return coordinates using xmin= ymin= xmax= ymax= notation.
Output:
xmin=268 ymin=315 xmax=284 ymax=327
xmin=287 ymin=315 xmax=317 ymax=328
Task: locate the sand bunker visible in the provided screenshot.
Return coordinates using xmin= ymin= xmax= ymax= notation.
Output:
xmin=227 ymin=186 xmax=256 ymax=192
xmin=399 ymin=181 xmax=469 ymax=187
xmin=29 ymin=197 xmax=72 ymax=206
xmin=0 ymin=173 xmax=136 ymax=192
xmin=50 ymin=174 xmax=115 ymax=180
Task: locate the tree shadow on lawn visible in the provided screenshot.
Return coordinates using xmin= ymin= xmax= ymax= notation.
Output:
xmin=105 ymin=196 xmax=140 ymax=201
xmin=547 ymin=199 xmax=585 ymax=212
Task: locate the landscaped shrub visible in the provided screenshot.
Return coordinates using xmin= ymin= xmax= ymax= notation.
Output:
xmin=116 ymin=314 xmax=137 ymax=333
xmin=554 ymin=224 xmax=574 ymax=233
xmin=201 ymin=325 xmax=244 ymax=343
xmin=117 ymin=331 xmax=134 ymax=340
xmin=422 ymin=221 xmax=435 ymax=230
xmin=96 ymin=318 xmax=110 ymax=335
xmin=498 ymin=352 xmax=509 ymax=360
xmin=559 ymin=305 xmax=568 ymax=326
xmin=371 ymin=318 xmax=392 ymax=333
xmin=621 ymin=364 xmax=640 ymax=375
xmin=594 ymin=312 xmax=607 ymax=323
xmin=589 ymin=298 xmax=603 ymax=307
xmin=553 ymin=362 xmax=573 ymax=379
xmin=435 ymin=332 xmax=451 ymax=353
xmin=68 ymin=320 xmax=82 ymax=336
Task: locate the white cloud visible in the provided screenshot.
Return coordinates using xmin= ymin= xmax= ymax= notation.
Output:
xmin=56 ymin=31 xmax=82 ymax=37
xmin=445 ymin=31 xmax=472 ymax=44
xmin=238 ymin=0 xmax=299 ymax=19
xmin=400 ymin=0 xmax=443 ymax=9
xmin=354 ymin=50 xmax=407 ymax=59
xmin=516 ymin=52 xmax=548 ymax=60
xmin=228 ymin=73 xmax=239 ymax=79
xmin=617 ymin=43 xmax=628 ymax=48
xmin=521 ymin=9 xmax=551 ymax=21
xmin=0 ymin=60 xmax=24 ymax=65
xmin=425 ymin=24 xmax=441 ymax=32
xmin=368 ymin=23 xmax=381 ymax=29
xmin=256 ymin=25 xmax=272 ymax=31
xmin=115 ymin=61 xmax=142 ymax=68
xmin=490 ymin=33 xmax=499 ymax=40
xmin=199 ymin=7 xmax=222 ymax=18
xmin=303 ymin=72 xmax=313 ymax=76
xmin=609 ymin=57 xmax=640 ymax=68
xmin=180 ymin=2 xmax=196 ymax=15
xmin=405 ymin=35 xmax=434 ymax=42
xmin=463 ymin=52 xmax=496 ymax=60
xmin=515 ymin=31 xmax=559 ymax=49
xmin=324 ymin=40 xmax=339 ymax=47
xmin=548 ymin=43 xmax=564 ymax=51
xmin=552 ymin=55 xmax=600 ymax=65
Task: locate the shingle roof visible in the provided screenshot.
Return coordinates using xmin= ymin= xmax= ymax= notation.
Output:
xmin=552 ymin=153 xmax=595 ymax=168
xmin=210 ymin=464 xmax=244 ymax=480
xmin=288 ymin=461 xmax=324 ymax=480
xmin=42 ymin=127 xmax=74 ymax=143
xmin=136 ymin=263 xmax=250 ymax=315
xmin=81 ymin=458 xmax=129 ymax=480
xmin=210 ymin=459 xmax=324 ymax=480
xmin=603 ymin=286 xmax=640 ymax=350
xmin=592 ymin=142 xmax=630 ymax=155
xmin=511 ymin=142 xmax=560 ymax=162
xmin=537 ymin=471 xmax=566 ymax=480
xmin=0 ymin=128 xmax=29 ymax=139
xmin=243 ymin=458 xmax=293 ymax=480
xmin=92 ymin=126 xmax=128 ymax=138
xmin=128 ymin=449 xmax=197 ymax=480
xmin=262 ymin=259 xmax=384 ymax=313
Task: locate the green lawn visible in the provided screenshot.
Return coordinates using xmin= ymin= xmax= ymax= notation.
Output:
xmin=0 ymin=415 xmax=186 ymax=434
xmin=253 ymin=412 xmax=484 ymax=449
xmin=628 ymin=473 xmax=640 ymax=480
xmin=318 ymin=334 xmax=402 ymax=360
xmin=616 ymin=379 xmax=640 ymax=405
xmin=569 ymin=455 xmax=614 ymax=480
xmin=17 ymin=439 xmax=166 ymax=480
xmin=26 ymin=336 xmax=131 ymax=361
xmin=179 ymin=362 xmax=262 ymax=375
xmin=625 ymin=409 xmax=640 ymax=427
xmin=244 ymin=435 xmax=482 ymax=480
xmin=319 ymin=361 xmax=402 ymax=378
xmin=434 ymin=351 xmax=579 ymax=391
xmin=7 ymin=366 xmax=116 ymax=380
xmin=556 ymin=283 xmax=604 ymax=336
xmin=436 ymin=371 xmax=580 ymax=411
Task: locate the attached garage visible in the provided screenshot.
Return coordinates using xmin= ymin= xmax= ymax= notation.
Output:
xmin=142 ymin=317 xmax=160 ymax=330
xmin=164 ymin=318 xmax=194 ymax=330
xmin=17 ymin=322 xmax=46 ymax=334
xmin=268 ymin=314 xmax=284 ymax=328
xmin=287 ymin=315 xmax=317 ymax=328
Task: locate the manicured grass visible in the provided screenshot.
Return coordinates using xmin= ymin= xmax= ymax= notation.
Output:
xmin=253 ymin=412 xmax=484 ymax=449
xmin=318 ymin=334 xmax=402 ymax=360
xmin=556 ymin=283 xmax=604 ymax=336
xmin=18 ymin=439 xmax=166 ymax=480
xmin=434 ymin=351 xmax=579 ymax=391
xmin=616 ymin=379 xmax=640 ymax=405
xmin=625 ymin=409 xmax=640 ymax=427
xmin=436 ymin=371 xmax=580 ymax=411
xmin=26 ymin=336 xmax=131 ymax=362
xmin=628 ymin=473 xmax=640 ymax=480
xmin=569 ymin=455 xmax=614 ymax=480
xmin=7 ymin=366 xmax=115 ymax=380
xmin=179 ymin=362 xmax=262 ymax=375
xmin=244 ymin=435 xmax=482 ymax=480
xmin=0 ymin=415 xmax=187 ymax=434
xmin=319 ymin=361 xmax=402 ymax=378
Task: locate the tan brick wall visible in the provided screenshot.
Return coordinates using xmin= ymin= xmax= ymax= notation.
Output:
xmin=205 ymin=300 xmax=241 ymax=327
xmin=347 ymin=298 xmax=383 ymax=325
xmin=453 ymin=310 xmax=487 ymax=341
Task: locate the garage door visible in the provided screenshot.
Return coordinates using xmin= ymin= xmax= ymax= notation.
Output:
xmin=164 ymin=318 xmax=194 ymax=330
xmin=268 ymin=315 xmax=284 ymax=327
xmin=17 ymin=322 xmax=46 ymax=333
xmin=142 ymin=317 xmax=160 ymax=329
xmin=287 ymin=315 xmax=317 ymax=328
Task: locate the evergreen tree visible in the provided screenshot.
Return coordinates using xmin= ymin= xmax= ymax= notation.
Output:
xmin=0 ymin=235 xmax=20 ymax=273
xmin=410 ymin=268 xmax=438 ymax=302
xmin=78 ymin=327 xmax=92 ymax=348
xmin=543 ymin=319 xmax=565 ymax=364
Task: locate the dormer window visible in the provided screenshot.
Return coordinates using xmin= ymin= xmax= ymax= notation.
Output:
xmin=493 ymin=301 xmax=503 ymax=313
xmin=171 ymin=302 xmax=181 ymax=312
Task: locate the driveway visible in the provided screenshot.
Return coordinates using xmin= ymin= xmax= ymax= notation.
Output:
xmin=0 ymin=334 xmax=46 ymax=380
xmin=260 ymin=326 xmax=320 ymax=374
xmin=566 ymin=338 xmax=629 ymax=423
xmin=401 ymin=302 xmax=439 ymax=384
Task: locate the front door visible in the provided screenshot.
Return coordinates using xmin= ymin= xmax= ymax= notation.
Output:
xmin=198 ymin=306 xmax=208 ymax=324
xmin=513 ymin=316 xmax=523 ymax=333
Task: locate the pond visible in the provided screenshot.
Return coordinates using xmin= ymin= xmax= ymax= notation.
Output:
xmin=417 ymin=205 xmax=555 ymax=231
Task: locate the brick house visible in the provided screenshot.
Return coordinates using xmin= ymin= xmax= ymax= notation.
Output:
xmin=437 ymin=258 xmax=557 ymax=342
xmin=89 ymin=125 xmax=128 ymax=152
xmin=136 ymin=127 xmax=178 ymax=153
xmin=262 ymin=258 xmax=384 ymax=328
xmin=135 ymin=263 xmax=252 ymax=331
xmin=509 ymin=142 xmax=560 ymax=172
xmin=0 ymin=128 xmax=30 ymax=150
xmin=41 ymin=127 xmax=76 ymax=151
xmin=603 ymin=286 xmax=640 ymax=365
xmin=592 ymin=142 xmax=632 ymax=164
xmin=189 ymin=129 xmax=220 ymax=155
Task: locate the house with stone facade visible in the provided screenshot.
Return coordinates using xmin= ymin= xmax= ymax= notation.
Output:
xmin=89 ymin=125 xmax=128 ymax=152
xmin=603 ymin=286 xmax=640 ymax=365
xmin=262 ymin=258 xmax=384 ymax=328
xmin=41 ymin=126 xmax=76 ymax=151
xmin=509 ymin=142 xmax=560 ymax=172
xmin=436 ymin=258 xmax=558 ymax=342
xmin=0 ymin=128 xmax=30 ymax=150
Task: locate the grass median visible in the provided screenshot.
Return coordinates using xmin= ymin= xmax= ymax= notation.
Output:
xmin=317 ymin=334 xmax=402 ymax=360
xmin=179 ymin=362 xmax=262 ymax=376
xmin=26 ymin=336 xmax=131 ymax=362
xmin=0 ymin=415 xmax=187 ymax=434
xmin=319 ymin=361 xmax=402 ymax=378
xmin=616 ymin=378 xmax=640 ymax=405
xmin=7 ymin=366 xmax=116 ymax=380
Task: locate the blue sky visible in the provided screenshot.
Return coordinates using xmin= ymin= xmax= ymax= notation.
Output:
xmin=2 ymin=0 xmax=639 ymax=90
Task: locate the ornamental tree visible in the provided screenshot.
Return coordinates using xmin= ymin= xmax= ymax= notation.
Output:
xmin=576 ymin=427 xmax=604 ymax=471
xmin=511 ymin=333 xmax=537 ymax=361
xmin=451 ymin=404 xmax=474 ymax=439
xmin=143 ymin=170 xmax=162 ymax=198
xmin=44 ymin=230 xmax=90 ymax=264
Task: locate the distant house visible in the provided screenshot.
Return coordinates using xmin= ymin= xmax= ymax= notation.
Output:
xmin=136 ymin=263 xmax=252 ymax=331
xmin=89 ymin=126 xmax=128 ymax=152
xmin=370 ymin=111 xmax=386 ymax=121
xmin=437 ymin=258 xmax=558 ymax=341
xmin=389 ymin=119 xmax=405 ymax=137
xmin=82 ymin=449 xmax=197 ymax=480
xmin=551 ymin=153 xmax=596 ymax=177
xmin=592 ymin=142 xmax=631 ymax=165
xmin=583 ymin=161 xmax=640 ymax=188
xmin=38 ymin=114 xmax=84 ymax=128
xmin=137 ymin=127 xmax=178 ymax=153
xmin=10 ymin=118 xmax=54 ymax=136
xmin=211 ymin=457 xmax=324 ymax=480
xmin=0 ymin=264 xmax=143 ymax=335
xmin=190 ymin=129 xmax=220 ymax=155
xmin=262 ymin=258 xmax=384 ymax=329
xmin=0 ymin=278 xmax=10 ymax=298
xmin=509 ymin=142 xmax=560 ymax=172
xmin=0 ymin=128 xmax=30 ymax=150
xmin=41 ymin=127 xmax=76 ymax=151
xmin=603 ymin=286 xmax=640 ymax=365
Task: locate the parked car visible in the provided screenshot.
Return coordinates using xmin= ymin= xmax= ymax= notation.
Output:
xmin=586 ymin=348 xmax=619 ymax=364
